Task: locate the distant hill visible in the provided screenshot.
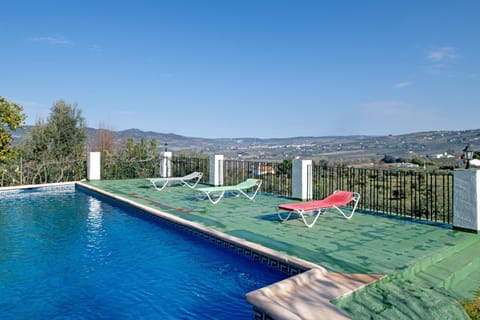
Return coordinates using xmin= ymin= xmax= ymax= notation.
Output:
xmin=12 ymin=126 xmax=480 ymax=161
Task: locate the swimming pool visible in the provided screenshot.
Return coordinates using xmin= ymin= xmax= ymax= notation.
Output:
xmin=0 ymin=186 xmax=286 ymax=319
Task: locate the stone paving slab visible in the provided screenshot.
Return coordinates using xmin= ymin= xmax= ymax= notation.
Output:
xmin=246 ymin=269 xmax=383 ymax=320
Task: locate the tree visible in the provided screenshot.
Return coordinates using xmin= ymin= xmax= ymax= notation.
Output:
xmin=382 ymin=155 xmax=397 ymax=164
xmin=276 ymin=159 xmax=292 ymax=177
xmin=124 ymin=137 xmax=158 ymax=159
xmin=0 ymin=97 xmax=26 ymax=161
xmin=20 ymin=100 xmax=87 ymax=161
xmin=47 ymin=100 xmax=87 ymax=158
xmin=90 ymin=122 xmax=116 ymax=155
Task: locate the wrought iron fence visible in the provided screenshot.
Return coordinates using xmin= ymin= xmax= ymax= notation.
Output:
xmin=0 ymin=157 xmax=87 ymax=187
xmin=98 ymin=156 xmax=454 ymax=223
xmin=312 ymin=164 xmax=453 ymax=224
xmin=171 ymin=156 xmax=209 ymax=183
xmin=208 ymin=159 xmax=453 ymax=224
xmin=1 ymin=153 xmax=454 ymax=224
xmin=223 ymin=159 xmax=292 ymax=197
xmin=100 ymin=154 xmax=210 ymax=182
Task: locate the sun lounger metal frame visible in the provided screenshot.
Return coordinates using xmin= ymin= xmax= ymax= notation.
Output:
xmin=146 ymin=171 xmax=203 ymax=191
xmin=277 ymin=190 xmax=361 ymax=228
xmin=195 ymin=178 xmax=262 ymax=204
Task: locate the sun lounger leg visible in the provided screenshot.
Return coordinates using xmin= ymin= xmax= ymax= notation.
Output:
xmin=238 ymin=181 xmax=262 ymax=200
xmin=333 ymin=193 xmax=360 ymax=219
xmin=238 ymin=190 xmax=256 ymax=200
xmin=278 ymin=208 xmax=326 ymax=227
xmin=300 ymin=209 xmax=327 ymax=228
xmin=151 ymin=180 xmax=169 ymax=191
xmin=205 ymin=191 xmax=226 ymax=204
xmin=277 ymin=209 xmax=294 ymax=222
xmin=181 ymin=174 xmax=203 ymax=189
xmin=334 ymin=206 xmax=354 ymax=219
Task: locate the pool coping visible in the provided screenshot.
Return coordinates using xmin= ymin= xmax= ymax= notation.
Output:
xmin=2 ymin=181 xmax=384 ymax=319
xmin=0 ymin=181 xmax=74 ymax=192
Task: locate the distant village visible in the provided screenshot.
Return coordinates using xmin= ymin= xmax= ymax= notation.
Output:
xmin=13 ymin=126 xmax=480 ymax=169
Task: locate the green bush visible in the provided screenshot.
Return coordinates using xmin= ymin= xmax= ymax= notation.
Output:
xmin=461 ymin=290 xmax=480 ymax=319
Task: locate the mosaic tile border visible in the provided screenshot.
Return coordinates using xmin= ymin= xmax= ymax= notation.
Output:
xmin=157 ymin=216 xmax=306 ymax=276
xmin=0 ymin=183 xmax=75 ymax=195
xmin=77 ymin=182 xmax=309 ymax=278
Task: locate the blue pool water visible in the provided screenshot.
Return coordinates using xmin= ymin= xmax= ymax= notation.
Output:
xmin=0 ymin=187 xmax=286 ymax=319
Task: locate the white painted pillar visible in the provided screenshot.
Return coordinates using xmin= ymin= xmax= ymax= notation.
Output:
xmin=87 ymin=152 xmax=101 ymax=180
xmin=453 ymin=169 xmax=480 ymax=232
xmin=160 ymin=152 xmax=172 ymax=178
xmin=209 ymin=154 xmax=224 ymax=186
xmin=292 ymin=159 xmax=312 ymax=200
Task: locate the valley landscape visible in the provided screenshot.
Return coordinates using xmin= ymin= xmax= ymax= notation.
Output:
xmin=16 ymin=127 xmax=480 ymax=163
xmin=95 ymin=127 xmax=480 ymax=162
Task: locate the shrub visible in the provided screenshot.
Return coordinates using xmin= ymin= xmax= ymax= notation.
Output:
xmin=461 ymin=290 xmax=480 ymax=320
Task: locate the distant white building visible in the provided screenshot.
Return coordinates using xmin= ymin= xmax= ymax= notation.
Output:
xmin=397 ymin=163 xmax=419 ymax=168
xmin=253 ymin=165 xmax=275 ymax=175
xmin=470 ymin=159 xmax=480 ymax=167
xmin=428 ymin=152 xmax=455 ymax=159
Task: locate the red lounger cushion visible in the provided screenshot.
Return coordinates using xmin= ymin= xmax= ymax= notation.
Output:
xmin=278 ymin=191 xmax=353 ymax=212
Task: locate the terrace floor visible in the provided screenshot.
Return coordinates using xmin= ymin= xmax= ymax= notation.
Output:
xmin=86 ymin=179 xmax=480 ymax=319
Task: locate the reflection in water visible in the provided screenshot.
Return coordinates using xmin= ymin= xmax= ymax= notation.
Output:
xmin=87 ymin=197 xmax=104 ymax=251
xmin=87 ymin=197 xmax=103 ymax=232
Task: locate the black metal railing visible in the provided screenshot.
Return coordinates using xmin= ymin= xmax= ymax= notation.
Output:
xmin=223 ymin=159 xmax=292 ymax=197
xmin=1 ymin=153 xmax=454 ymax=224
xmin=171 ymin=156 xmax=209 ymax=183
xmin=100 ymin=154 xmax=210 ymax=183
xmin=312 ymin=164 xmax=453 ymax=224
xmin=96 ymin=156 xmax=457 ymax=224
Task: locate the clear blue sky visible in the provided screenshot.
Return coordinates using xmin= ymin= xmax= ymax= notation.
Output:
xmin=1 ymin=1 xmax=479 ymax=138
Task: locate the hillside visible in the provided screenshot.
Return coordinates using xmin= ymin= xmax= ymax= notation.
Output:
xmin=13 ymin=127 xmax=480 ymax=161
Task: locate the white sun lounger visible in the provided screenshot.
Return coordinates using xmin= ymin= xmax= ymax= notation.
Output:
xmin=195 ymin=178 xmax=262 ymax=204
xmin=145 ymin=171 xmax=203 ymax=191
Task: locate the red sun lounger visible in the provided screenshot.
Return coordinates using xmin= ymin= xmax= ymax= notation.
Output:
xmin=277 ymin=190 xmax=361 ymax=228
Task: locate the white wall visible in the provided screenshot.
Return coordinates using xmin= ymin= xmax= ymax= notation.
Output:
xmin=292 ymin=159 xmax=312 ymax=200
xmin=87 ymin=152 xmax=101 ymax=180
xmin=209 ymin=155 xmax=224 ymax=186
xmin=453 ymin=169 xmax=480 ymax=232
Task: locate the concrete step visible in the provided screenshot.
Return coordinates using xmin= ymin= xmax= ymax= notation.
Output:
xmin=412 ymin=240 xmax=480 ymax=299
xmin=443 ymin=257 xmax=480 ymax=299
xmin=398 ymin=235 xmax=480 ymax=282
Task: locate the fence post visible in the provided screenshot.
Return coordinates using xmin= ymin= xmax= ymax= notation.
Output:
xmin=292 ymin=159 xmax=312 ymax=200
xmin=161 ymin=151 xmax=172 ymax=178
xmin=209 ymin=154 xmax=224 ymax=186
xmin=87 ymin=152 xmax=101 ymax=180
xmin=453 ymin=169 xmax=480 ymax=232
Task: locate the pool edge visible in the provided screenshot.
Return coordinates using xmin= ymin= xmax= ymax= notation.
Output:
xmin=1 ymin=181 xmax=383 ymax=319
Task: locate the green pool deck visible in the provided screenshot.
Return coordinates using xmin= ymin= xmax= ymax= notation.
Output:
xmin=85 ymin=179 xmax=480 ymax=319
